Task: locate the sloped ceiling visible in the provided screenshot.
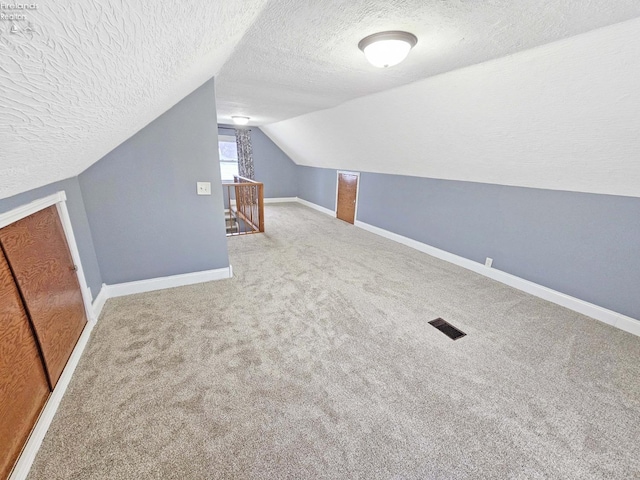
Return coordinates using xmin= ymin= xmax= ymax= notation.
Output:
xmin=262 ymin=18 xmax=640 ymax=198
xmin=0 ymin=0 xmax=268 ymax=199
xmin=2 ymin=0 xmax=640 ymax=200
xmin=215 ymin=0 xmax=640 ymax=125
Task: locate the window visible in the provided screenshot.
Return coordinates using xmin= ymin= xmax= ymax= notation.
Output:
xmin=219 ymin=134 xmax=238 ymax=181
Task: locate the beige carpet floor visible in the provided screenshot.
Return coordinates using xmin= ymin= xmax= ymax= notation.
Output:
xmin=28 ymin=203 xmax=640 ymax=479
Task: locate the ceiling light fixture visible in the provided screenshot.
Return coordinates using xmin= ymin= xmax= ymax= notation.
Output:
xmin=358 ymin=31 xmax=418 ymax=68
xmin=231 ymin=116 xmax=250 ymax=126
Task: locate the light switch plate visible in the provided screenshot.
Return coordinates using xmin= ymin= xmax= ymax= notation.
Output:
xmin=197 ymin=182 xmax=211 ymax=195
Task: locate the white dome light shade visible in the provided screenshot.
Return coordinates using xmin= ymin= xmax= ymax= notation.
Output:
xmin=358 ymin=31 xmax=418 ymax=68
xmin=232 ymin=116 xmax=250 ymax=125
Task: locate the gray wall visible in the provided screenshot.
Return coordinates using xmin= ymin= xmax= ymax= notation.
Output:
xmin=297 ymin=166 xmax=337 ymax=211
xmin=298 ymin=167 xmax=640 ymax=321
xmin=217 ymin=125 xmax=298 ymax=198
xmin=0 ymin=177 xmax=103 ymax=298
xmin=80 ymin=78 xmax=229 ymax=285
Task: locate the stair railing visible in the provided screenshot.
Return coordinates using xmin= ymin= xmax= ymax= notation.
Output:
xmin=222 ymin=175 xmax=264 ymax=236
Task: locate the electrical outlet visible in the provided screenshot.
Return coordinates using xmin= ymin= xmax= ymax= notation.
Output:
xmin=197 ymin=182 xmax=211 ymax=195
xmin=485 ymin=257 xmax=493 ymax=268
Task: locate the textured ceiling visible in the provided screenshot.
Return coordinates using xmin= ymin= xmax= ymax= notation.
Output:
xmin=216 ymin=0 xmax=640 ymax=125
xmin=3 ymin=0 xmax=640 ymax=200
xmin=262 ymin=17 xmax=640 ymax=198
xmin=0 ymin=0 xmax=268 ymax=199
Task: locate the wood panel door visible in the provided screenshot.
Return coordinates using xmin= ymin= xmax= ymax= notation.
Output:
xmin=0 ymin=206 xmax=86 ymax=388
xmin=0 ymin=250 xmax=50 ymax=480
xmin=336 ymin=173 xmax=358 ymax=224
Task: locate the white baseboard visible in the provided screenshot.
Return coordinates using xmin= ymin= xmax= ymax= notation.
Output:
xmin=296 ymin=197 xmax=335 ymax=217
xmin=105 ymin=266 xmax=233 ymax=298
xmin=351 ymin=219 xmax=639 ymax=337
xmin=616 ymin=316 xmax=640 ymax=337
xmin=91 ymin=265 xmax=233 ymax=324
xmin=264 ymin=197 xmax=298 ymax=204
xmin=92 ymin=285 xmax=109 ymax=321
xmin=10 ymin=321 xmax=94 ymax=480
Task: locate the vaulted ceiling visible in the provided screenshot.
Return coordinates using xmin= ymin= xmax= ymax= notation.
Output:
xmin=2 ymin=0 xmax=640 ymax=200
xmin=215 ymin=0 xmax=640 ymax=125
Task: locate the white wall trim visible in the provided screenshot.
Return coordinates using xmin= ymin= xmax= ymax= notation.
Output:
xmin=0 ymin=191 xmax=66 ymax=229
xmin=92 ymin=285 xmax=109 ymax=320
xmin=264 ymin=197 xmax=298 ymax=204
xmin=296 ymin=197 xmax=335 ymax=217
xmin=335 ymin=170 xmax=361 ymax=220
xmin=90 ymin=266 xmax=233 ymax=321
xmin=352 ymin=219 xmax=639 ymax=337
xmin=9 ymin=321 xmax=94 ymax=480
xmin=616 ymin=316 xmax=640 ymax=337
xmin=104 ymin=266 xmax=233 ymax=298
xmin=54 ymin=200 xmax=96 ymax=323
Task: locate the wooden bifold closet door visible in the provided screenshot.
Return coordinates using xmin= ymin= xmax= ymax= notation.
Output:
xmin=0 ymin=206 xmax=87 ymax=389
xmin=0 ymin=205 xmax=88 ymax=478
xmin=0 ymin=249 xmax=50 ymax=480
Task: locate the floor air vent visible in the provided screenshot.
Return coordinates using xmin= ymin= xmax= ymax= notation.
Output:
xmin=429 ymin=318 xmax=466 ymax=340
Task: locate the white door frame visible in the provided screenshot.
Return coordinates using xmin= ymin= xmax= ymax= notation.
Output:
xmin=335 ymin=170 xmax=361 ymax=222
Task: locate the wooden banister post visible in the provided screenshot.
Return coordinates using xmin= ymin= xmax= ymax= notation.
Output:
xmin=258 ymin=183 xmax=265 ymax=232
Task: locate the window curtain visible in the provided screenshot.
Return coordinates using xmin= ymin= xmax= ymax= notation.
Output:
xmin=235 ymin=128 xmax=254 ymax=179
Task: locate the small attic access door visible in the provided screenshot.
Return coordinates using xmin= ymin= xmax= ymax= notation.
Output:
xmin=336 ymin=171 xmax=359 ymax=224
